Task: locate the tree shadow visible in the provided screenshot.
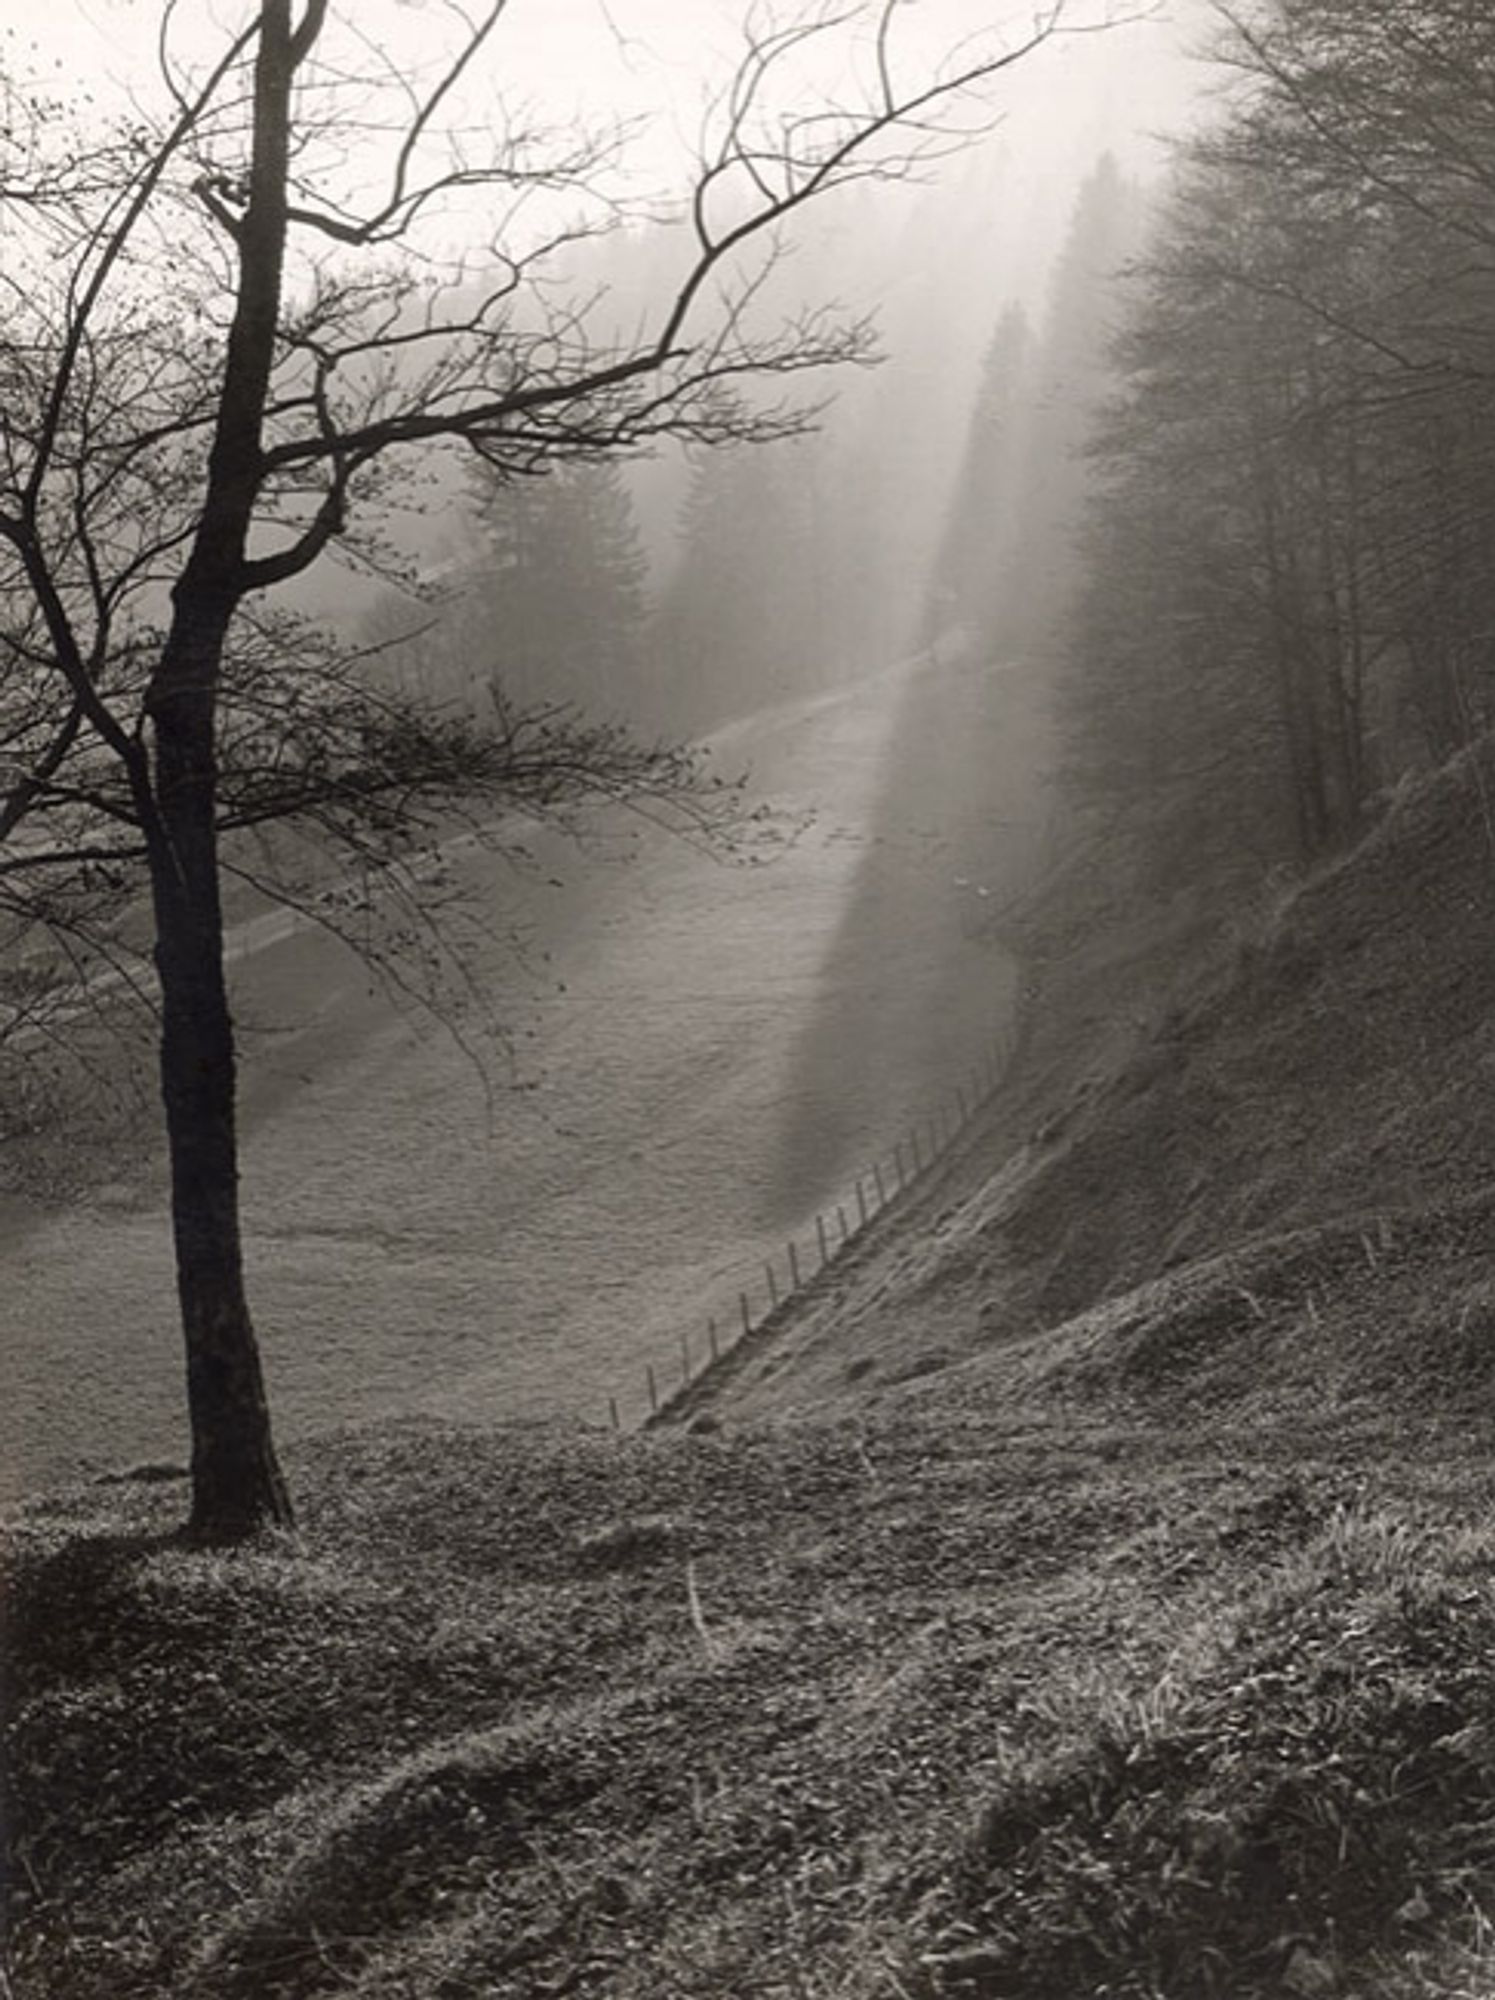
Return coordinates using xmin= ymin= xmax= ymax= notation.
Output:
xmin=3 ymin=1520 xmax=184 ymax=1709
xmin=760 ymin=649 xmax=1037 ymax=1229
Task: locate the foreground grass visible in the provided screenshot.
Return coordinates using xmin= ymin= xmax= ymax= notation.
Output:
xmin=7 ymin=1400 xmax=1495 ymax=1998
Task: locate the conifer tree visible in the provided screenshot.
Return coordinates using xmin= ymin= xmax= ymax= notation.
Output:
xmin=472 ymin=463 xmax=652 ymax=721
xmin=923 ymin=303 xmax=1033 ymax=650
xmin=656 ymin=439 xmax=830 ymax=730
xmin=998 ymin=152 xmax=1147 ymax=656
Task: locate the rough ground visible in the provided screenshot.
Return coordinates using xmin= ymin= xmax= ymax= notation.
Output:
xmin=8 ymin=1389 xmax=1495 ymax=1995
xmin=8 ymin=722 xmax=1495 ymax=1997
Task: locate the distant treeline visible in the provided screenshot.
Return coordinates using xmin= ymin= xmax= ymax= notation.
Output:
xmin=363 ymin=0 xmax=1495 ymax=922
xmin=368 ymin=427 xmax=916 ymax=743
xmin=361 ymin=185 xmax=995 ymax=743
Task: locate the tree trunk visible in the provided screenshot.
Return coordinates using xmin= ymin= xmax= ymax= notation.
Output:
xmin=147 ymin=609 xmax=292 ymax=1544
xmin=136 ymin=0 xmax=302 ymax=1542
xmin=1257 ymin=475 xmax=1331 ymax=863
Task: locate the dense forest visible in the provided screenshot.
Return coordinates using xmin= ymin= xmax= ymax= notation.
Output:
xmin=1052 ymin=1 xmax=1495 ymax=909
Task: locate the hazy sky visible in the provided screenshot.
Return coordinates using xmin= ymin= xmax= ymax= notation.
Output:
xmin=16 ymin=1 xmax=1212 ymax=342
xmin=14 ymin=0 xmax=1215 ymax=614
xmin=23 ymin=1 xmax=1209 ymax=183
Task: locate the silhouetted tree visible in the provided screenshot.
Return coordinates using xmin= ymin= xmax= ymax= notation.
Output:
xmin=0 ymin=1 xmax=1071 ymax=1541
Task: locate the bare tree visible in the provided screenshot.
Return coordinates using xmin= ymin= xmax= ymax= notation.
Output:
xmin=0 ymin=1 xmax=1076 ymax=1542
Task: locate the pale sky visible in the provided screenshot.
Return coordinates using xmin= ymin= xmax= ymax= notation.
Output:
xmin=18 ymin=1 xmax=1209 ymax=187
xmin=11 ymin=0 xmax=1213 ymax=327
xmin=10 ymin=0 xmax=1214 ymax=609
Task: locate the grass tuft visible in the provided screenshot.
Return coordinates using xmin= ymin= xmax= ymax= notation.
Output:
xmin=921 ymin=1509 xmax=1495 ymax=1999
xmin=573 ymin=1512 xmax=689 ymax=1572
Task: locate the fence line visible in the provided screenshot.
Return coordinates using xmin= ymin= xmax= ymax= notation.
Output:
xmin=608 ymin=1015 xmax=1020 ymax=1432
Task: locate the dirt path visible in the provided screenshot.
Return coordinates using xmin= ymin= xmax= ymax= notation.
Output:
xmin=3 ymin=654 xmax=1020 ymax=1498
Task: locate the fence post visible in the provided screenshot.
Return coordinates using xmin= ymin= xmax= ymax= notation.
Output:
xmin=609 ymin=1396 xmax=620 ymax=1432
xmin=659 ymin=1037 xmax=1005 ymax=1406
xmin=647 ymin=1365 xmax=658 ymax=1415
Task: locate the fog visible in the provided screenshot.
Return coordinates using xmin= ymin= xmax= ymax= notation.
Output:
xmin=6 ymin=0 xmax=1220 ymax=1479
xmin=16 ymin=15 xmax=1495 ymax=1992
xmin=27 ymin=1 xmax=1214 ymax=666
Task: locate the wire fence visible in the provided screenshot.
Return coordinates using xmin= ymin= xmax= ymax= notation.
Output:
xmin=607 ymin=1015 xmax=1020 ymax=1432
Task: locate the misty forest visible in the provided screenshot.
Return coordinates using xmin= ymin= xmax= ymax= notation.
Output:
xmin=8 ymin=3 xmax=1495 ymax=1996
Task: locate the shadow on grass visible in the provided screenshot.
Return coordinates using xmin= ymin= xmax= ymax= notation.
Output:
xmin=763 ymin=656 xmax=1027 ymax=1229
xmin=3 ymin=1522 xmax=185 ymax=1703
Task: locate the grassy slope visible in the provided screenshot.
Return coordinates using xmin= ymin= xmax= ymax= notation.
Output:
xmin=711 ymin=739 xmax=1495 ymax=1426
xmin=8 ymin=746 xmax=1495 ymax=1998
xmin=3 ymin=657 xmax=1028 ymax=1498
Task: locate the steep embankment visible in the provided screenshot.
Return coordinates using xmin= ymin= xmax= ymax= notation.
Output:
xmin=712 ymin=739 xmax=1495 ymax=1428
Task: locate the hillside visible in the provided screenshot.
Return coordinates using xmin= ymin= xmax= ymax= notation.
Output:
xmin=7 ymin=742 xmax=1495 ymax=1999
xmin=707 ymin=738 xmax=1495 ymax=1430
xmin=0 ymin=655 xmax=1023 ymax=1501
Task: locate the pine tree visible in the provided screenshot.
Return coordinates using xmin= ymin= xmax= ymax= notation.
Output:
xmin=655 ymin=439 xmax=830 ymax=731
xmin=996 ymin=152 xmax=1147 ymax=657
xmin=471 ymin=461 xmax=652 ymax=720
xmin=923 ymin=303 xmax=1033 ymax=649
